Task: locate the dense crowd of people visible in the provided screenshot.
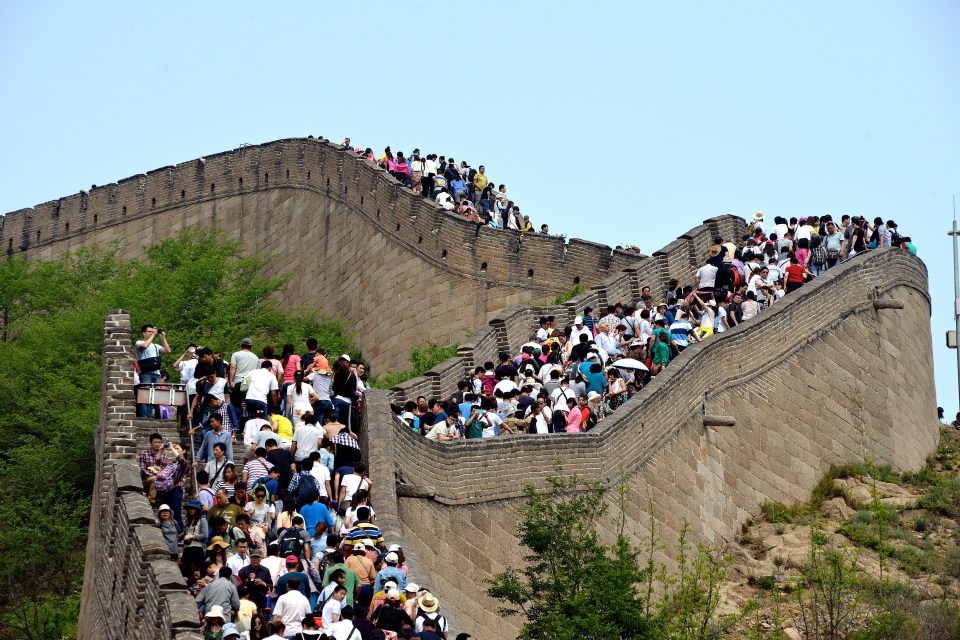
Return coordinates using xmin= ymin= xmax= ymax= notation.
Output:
xmin=389 ymin=212 xmax=917 ymax=440
xmin=133 ymin=209 xmax=915 ymax=639
xmin=341 ymin=138 xmax=550 ymax=237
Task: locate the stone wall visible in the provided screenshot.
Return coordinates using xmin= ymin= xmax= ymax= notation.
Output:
xmin=362 ymin=248 xmax=939 ymax=638
xmin=78 ymin=310 xmax=201 ymax=640
xmin=0 ymin=138 xmax=666 ymax=372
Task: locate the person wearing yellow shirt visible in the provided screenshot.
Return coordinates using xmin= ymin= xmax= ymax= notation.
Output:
xmin=270 ymin=412 xmax=295 ymax=449
xmin=473 ymin=165 xmax=489 ymax=195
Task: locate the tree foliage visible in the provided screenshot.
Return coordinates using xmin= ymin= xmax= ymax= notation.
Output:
xmin=486 ymin=469 xmax=731 ymax=640
xmin=0 ymin=228 xmax=355 ymax=634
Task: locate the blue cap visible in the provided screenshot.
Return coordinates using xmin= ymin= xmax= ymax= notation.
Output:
xmin=222 ymin=623 xmax=240 ymax=638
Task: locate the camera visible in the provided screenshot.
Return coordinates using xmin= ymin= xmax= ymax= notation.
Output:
xmin=155 ymin=328 xmax=164 ymax=335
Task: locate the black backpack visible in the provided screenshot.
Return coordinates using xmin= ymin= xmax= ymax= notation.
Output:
xmin=277 ymin=527 xmax=305 ymax=558
xmin=294 ymin=473 xmax=320 ymax=508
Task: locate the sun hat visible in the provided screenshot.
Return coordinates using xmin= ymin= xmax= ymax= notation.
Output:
xmin=222 ymin=623 xmax=241 ymax=638
xmin=419 ymin=592 xmax=440 ymax=612
xmin=185 ymin=500 xmax=202 ymax=510
xmin=405 ymin=582 xmax=419 ymax=593
xmin=204 ymin=605 xmax=226 ymax=621
xmin=206 ymin=536 xmax=229 ymax=551
xmin=753 ymin=211 xmax=764 ymax=221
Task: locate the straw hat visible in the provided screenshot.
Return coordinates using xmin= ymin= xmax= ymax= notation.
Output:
xmin=419 ymin=592 xmax=440 ymax=612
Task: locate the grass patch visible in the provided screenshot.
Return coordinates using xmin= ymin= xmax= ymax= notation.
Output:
xmin=830 ymin=461 xmax=901 ymax=483
xmin=916 ymin=478 xmax=960 ymax=517
xmin=542 ymin=283 xmax=583 ymax=306
xmin=368 ymin=341 xmax=459 ymax=389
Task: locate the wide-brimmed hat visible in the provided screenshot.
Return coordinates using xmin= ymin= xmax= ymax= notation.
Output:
xmin=753 ymin=211 xmax=764 ymax=221
xmin=207 ymin=536 xmax=229 ymax=551
xmin=204 ymin=605 xmax=226 ymax=621
xmin=419 ymin=592 xmax=440 ymax=612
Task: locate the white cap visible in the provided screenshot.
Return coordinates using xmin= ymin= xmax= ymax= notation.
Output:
xmin=405 ymin=582 xmax=420 ymax=592
xmin=574 ymin=316 xmax=584 ymax=324
xmin=384 ymin=580 xmax=398 ymax=590
xmin=158 ymin=504 xmax=171 ymax=512
xmin=385 ymin=552 xmax=399 ymax=564
xmin=388 ymin=544 xmax=402 ymax=552
xmin=387 ymin=589 xmax=401 ymax=600
xmin=341 ymin=354 xmax=351 ymax=362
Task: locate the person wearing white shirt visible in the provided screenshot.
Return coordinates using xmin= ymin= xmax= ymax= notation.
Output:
xmin=227 ymin=540 xmax=251 ymax=574
xmin=272 ymin=576 xmax=312 ymax=635
xmin=320 ymin=585 xmax=347 ymax=627
xmin=796 ymin=221 xmax=814 ymax=242
xmin=594 ymin=327 xmax=619 ymax=359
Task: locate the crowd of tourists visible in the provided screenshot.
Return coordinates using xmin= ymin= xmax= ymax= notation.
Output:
xmin=136 ymin=335 xmax=468 ymax=640
xmin=340 ymin=137 xmax=549 ymax=237
xmin=133 ymin=209 xmax=915 ymax=639
xmin=389 ymin=212 xmax=917 ymax=440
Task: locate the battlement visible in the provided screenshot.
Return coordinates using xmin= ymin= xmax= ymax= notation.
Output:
xmin=362 ymin=248 xmax=938 ymax=637
xmin=1 ymin=138 xmax=686 ymax=371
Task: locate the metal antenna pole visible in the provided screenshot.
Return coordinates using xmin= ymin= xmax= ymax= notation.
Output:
xmin=954 ymin=196 xmax=960 ymax=417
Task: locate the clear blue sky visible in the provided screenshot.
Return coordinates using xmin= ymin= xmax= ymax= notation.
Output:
xmin=2 ymin=2 xmax=958 ymax=411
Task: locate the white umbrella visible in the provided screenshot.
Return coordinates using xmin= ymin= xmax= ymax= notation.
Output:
xmin=612 ymin=358 xmax=649 ymax=372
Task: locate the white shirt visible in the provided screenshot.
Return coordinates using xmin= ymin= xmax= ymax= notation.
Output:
xmin=307 ymin=371 xmax=332 ymax=401
xmin=292 ymin=424 xmax=322 ymax=461
xmin=695 ymin=264 xmax=718 ymax=289
xmin=321 ymin=597 xmax=343 ymax=627
xmin=570 ymin=326 xmax=592 ymax=345
xmin=796 ymin=224 xmax=814 ymax=241
xmin=244 ymin=368 xmax=279 ymax=403
xmin=715 ymin=307 xmax=728 ymax=333
xmin=178 ymin=359 xmax=199 ymax=395
xmin=435 ymin=193 xmax=454 ymax=209
xmin=329 ymin=619 xmax=361 ymax=640
xmin=274 ymin=590 xmax=312 ymax=634
xmin=424 ymin=159 xmax=437 ymax=177
xmin=534 ymin=405 xmax=553 ymax=434
xmin=227 ymin=552 xmax=250 ymax=574
xmin=480 ymin=412 xmax=502 ymax=438
xmin=310 ymin=464 xmax=331 ymax=498
xmin=493 ymin=379 xmax=518 ymax=395
xmin=339 ymin=474 xmax=369 ymax=502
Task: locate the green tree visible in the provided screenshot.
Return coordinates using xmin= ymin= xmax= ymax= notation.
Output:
xmin=486 ymin=472 xmax=660 ymax=640
xmin=0 ymin=228 xmax=356 ymax=635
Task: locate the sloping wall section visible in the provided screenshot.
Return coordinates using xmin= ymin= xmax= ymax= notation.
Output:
xmin=0 ymin=138 xmax=661 ymax=372
xmin=43 ymin=140 xmax=936 ymax=640
xmin=362 ymin=248 xmax=938 ymax=638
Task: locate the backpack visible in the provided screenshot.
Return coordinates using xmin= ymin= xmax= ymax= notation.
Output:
xmin=727 ymin=267 xmax=742 ymax=288
xmin=295 ymin=473 xmax=320 ymax=508
xmin=154 ymin=462 xmax=180 ymax=493
xmin=889 ymin=230 xmax=902 ymax=248
xmin=277 ymin=526 xmax=305 ymax=558
xmin=315 ymin=549 xmax=335 ymax=577
xmin=811 ymin=245 xmax=826 ymax=266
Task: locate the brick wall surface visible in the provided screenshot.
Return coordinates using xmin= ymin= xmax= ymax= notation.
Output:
xmin=78 ymin=311 xmax=201 ymax=640
xmin=363 ymin=248 xmax=939 ymax=639
xmin=65 ymin=142 xmax=938 ymax=640
xmin=0 ymin=138 xmax=683 ymax=372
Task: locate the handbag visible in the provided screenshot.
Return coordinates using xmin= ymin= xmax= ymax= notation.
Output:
xmin=139 ymin=356 xmax=162 ymax=373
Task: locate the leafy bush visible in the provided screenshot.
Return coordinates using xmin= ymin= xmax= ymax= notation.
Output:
xmin=829 ymin=461 xmax=901 ymax=483
xmin=917 ymin=478 xmax=960 ymax=517
xmin=368 ymin=341 xmax=459 ymax=389
xmin=0 ymin=229 xmax=354 ymax=627
xmin=550 ymin=283 xmax=584 ymax=306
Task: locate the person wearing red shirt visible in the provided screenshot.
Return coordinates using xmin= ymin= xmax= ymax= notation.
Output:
xmin=784 ymin=256 xmax=812 ymax=294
